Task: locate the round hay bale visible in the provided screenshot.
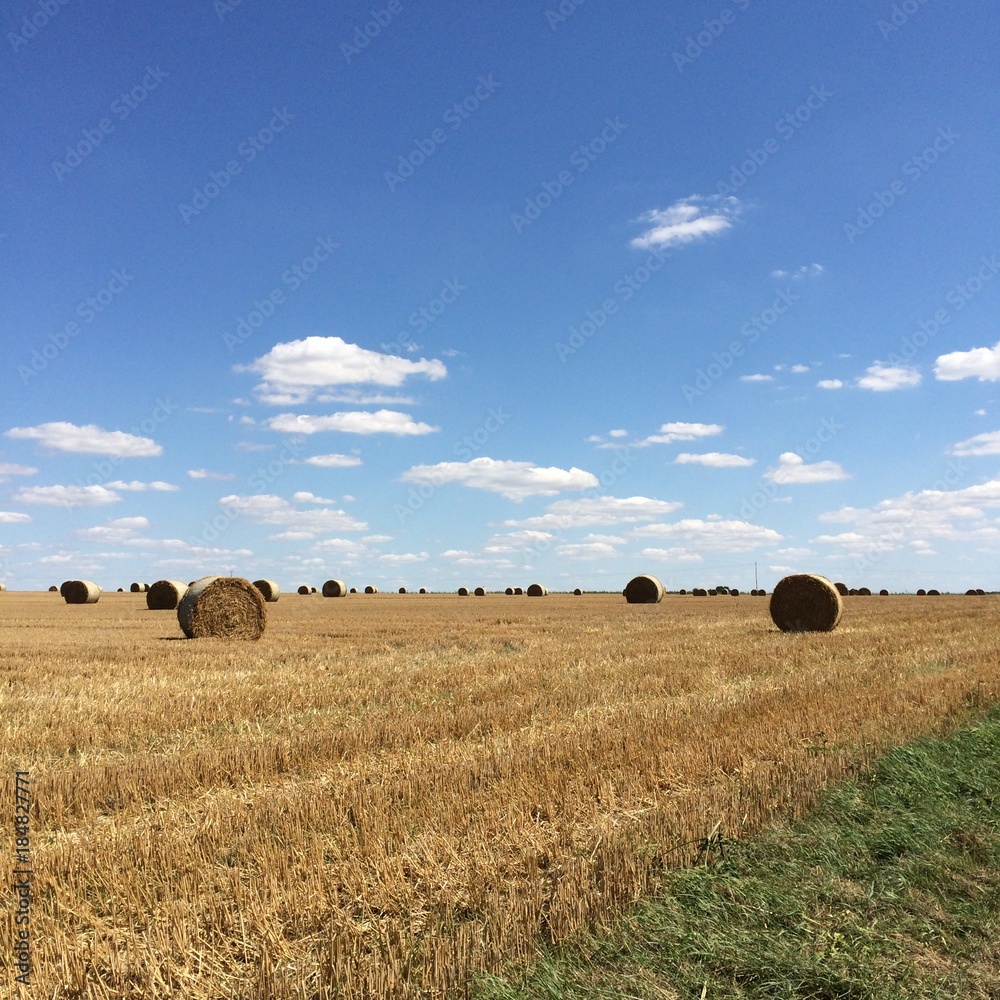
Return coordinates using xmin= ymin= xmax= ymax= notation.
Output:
xmin=505 ymin=587 xmax=514 ymax=595
xmin=364 ymin=586 xmax=379 ymax=594
xmin=457 ymin=587 xmax=469 ymax=596
xmin=419 ymin=588 xmax=427 ymax=594
xmin=769 ymin=574 xmax=842 ymax=633
xmin=976 ymin=588 xmax=986 ymax=596
xmin=297 ymin=585 xmax=310 ymax=595
xmin=147 ymin=580 xmax=188 ymax=610
xmin=253 ymin=579 xmax=280 ymax=602
xmin=62 ymin=580 xmax=101 ymax=604
xmin=858 ymin=587 xmax=872 ymax=596
xmin=708 ymin=589 xmax=718 ymax=597
xmin=623 ymin=574 xmax=664 ymax=604
xmin=322 ymin=579 xmax=347 ymax=598
xmin=927 ymin=589 xmax=940 ymax=596
xmin=916 ymin=589 xmax=926 ymax=596
xmin=573 ymin=588 xmax=582 ymax=596
xmin=116 ymin=587 xmax=124 ymax=592
xmin=349 ymin=587 xmax=357 ymax=594
xmin=474 ymin=587 xmax=486 ymax=596
xmin=879 ymin=589 xmax=889 ymax=596
xmin=310 ymin=586 xmax=318 ymax=594
xmin=526 ymin=583 xmax=548 ymax=597
xmin=177 ymin=576 xmax=265 ymax=640
xmin=678 ymin=588 xmax=687 ymax=595
xmin=966 ymin=589 xmax=978 ymax=595
xmin=833 ymin=582 xmax=849 ymax=596
xmin=129 ymin=582 xmax=147 ymax=593
xmin=0 ymin=583 xmax=5 ymax=592
xmin=692 ymin=588 xmax=706 ymax=597
xmin=730 ymin=588 xmax=740 ymax=597
xmin=398 ymin=587 xmax=408 ymax=594
xmin=48 ymin=585 xmax=58 ymax=592
xmin=514 ymin=587 xmax=523 ymax=595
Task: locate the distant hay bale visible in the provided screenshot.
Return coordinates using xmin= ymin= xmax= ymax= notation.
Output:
xmin=679 ymin=589 xmax=687 ymax=595
xmin=623 ymin=574 xmax=664 ymax=604
xmin=976 ymin=588 xmax=985 ymax=596
xmin=310 ymin=586 xmax=318 ymax=594
xmin=48 ymin=585 xmax=58 ymax=592
xmin=880 ymin=589 xmax=889 ymax=596
xmin=573 ymin=588 xmax=582 ymax=596
xmin=297 ymin=585 xmax=311 ymax=595
xmin=505 ymin=587 xmax=514 ymax=595
xmin=321 ymin=579 xmax=347 ymax=598
xmin=399 ymin=587 xmax=408 ymax=594
xmin=253 ymin=580 xmax=280 ymax=602
xmin=708 ymin=589 xmax=717 ymax=597
xmin=526 ymin=583 xmax=548 ymax=597
xmin=927 ymin=589 xmax=940 ymax=596
xmin=474 ymin=587 xmax=486 ymax=596
xmin=146 ymin=580 xmax=188 ymax=610
xmin=514 ymin=587 xmax=523 ymax=595
xmin=349 ymin=588 xmax=357 ymax=594
xmin=916 ymin=589 xmax=926 ymax=596
xmin=116 ymin=587 xmax=124 ymax=592
xmin=769 ymin=574 xmax=842 ymax=633
xmin=730 ymin=588 xmax=740 ymax=597
xmin=693 ymin=588 xmax=707 ymax=597
xmin=419 ymin=588 xmax=427 ymax=594
xmin=62 ymin=580 xmax=101 ymax=605
xmin=129 ymin=582 xmax=149 ymax=593
xmin=364 ymin=586 xmax=379 ymax=594
xmin=177 ymin=576 xmax=265 ymax=640
xmin=833 ymin=582 xmax=849 ymax=596
xmin=457 ymin=587 xmax=469 ymax=596
xmin=858 ymin=587 xmax=872 ymax=596
xmin=966 ymin=589 xmax=978 ymax=595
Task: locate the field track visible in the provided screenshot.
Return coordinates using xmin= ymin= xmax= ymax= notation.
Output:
xmin=2 ymin=590 xmax=998 ymax=998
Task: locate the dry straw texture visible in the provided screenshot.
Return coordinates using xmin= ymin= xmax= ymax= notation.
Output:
xmin=61 ymin=580 xmax=101 ymax=604
xmin=177 ymin=576 xmax=266 ymax=640
xmin=147 ymin=580 xmax=188 ymax=611
xmin=322 ymin=580 xmax=347 ymax=598
xmin=253 ymin=580 xmax=281 ymax=603
xmin=769 ymin=573 xmax=843 ymax=632
xmin=623 ymin=574 xmax=665 ymax=604
xmin=526 ymin=584 xmax=548 ymax=597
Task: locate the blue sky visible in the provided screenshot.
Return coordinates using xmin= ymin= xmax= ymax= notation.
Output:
xmin=3 ymin=0 xmax=1000 ymax=593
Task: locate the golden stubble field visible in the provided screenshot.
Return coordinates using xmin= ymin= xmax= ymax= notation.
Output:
xmin=2 ymin=589 xmax=999 ymax=998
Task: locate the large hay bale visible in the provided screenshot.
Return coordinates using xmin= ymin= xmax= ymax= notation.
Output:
xmin=474 ymin=587 xmax=486 ymax=596
xmin=457 ymin=587 xmax=469 ymax=596
xmin=253 ymin=579 xmax=280 ymax=602
xmin=526 ymin=583 xmax=548 ymax=597
xmin=833 ymin=582 xmax=849 ymax=596
xmin=623 ymin=574 xmax=664 ymax=604
xmin=322 ymin=579 xmax=347 ymax=598
xmin=364 ymin=586 xmax=379 ymax=594
xmin=769 ymin=573 xmax=842 ymax=633
xmin=62 ymin=580 xmax=101 ymax=604
xmin=177 ymin=576 xmax=265 ymax=640
xmin=0 ymin=583 xmax=6 ymax=592
xmin=147 ymin=580 xmax=188 ymax=610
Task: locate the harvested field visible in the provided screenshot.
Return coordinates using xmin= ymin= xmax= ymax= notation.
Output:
xmin=1 ymin=591 xmax=998 ymax=998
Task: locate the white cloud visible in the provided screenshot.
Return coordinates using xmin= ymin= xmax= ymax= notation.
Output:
xmin=763 ymin=452 xmax=850 ymax=484
xmin=554 ymin=541 xmax=619 ymax=559
xmin=401 ymin=457 xmax=597 ymax=501
xmin=187 ymin=469 xmax=236 ymax=481
xmin=484 ymin=529 xmax=555 ymax=553
xmin=218 ymin=493 xmax=368 ymax=536
xmin=316 ymin=391 xmax=418 ymax=405
xmin=951 ymin=431 xmax=1000 ymax=456
xmin=770 ymin=264 xmax=823 ymax=280
xmin=379 ymin=552 xmax=429 ymax=564
xmin=609 ymin=429 xmax=628 ymax=438
xmin=77 ymin=516 xmax=150 ymax=542
xmin=292 ymin=491 xmax=335 ymax=504
xmin=503 ymin=495 xmax=683 ymax=530
xmin=790 ymin=364 xmax=810 ymax=374
xmin=106 ymin=480 xmax=180 ymax=492
xmin=639 ymin=422 xmax=724 ymax=446
xmin=857 ymin=363 xmax=921 ymax=391
xmin=739 ymin=374 xmax=774 ymax=383
xmin=631 ymin=195 xmax=741 ymax=250
xmin=240 ymin=336 xmax=447 ymax=404
xmin=0 ymin=511 xmax=32 ymax=523
xmin=13 ymin=484 xmax=120 ymax=507
xmin=934 ymin=342 xmax=1000 ymax=382
xmin=633 ymin=519 xmax=782 ymax=551
xmin=5 ymin=422 xmax=161 ymax=456
xmin=638 ymin=546 xmax=703 ymax=563
xmin=674 ymin=452 xmax=755 ymax=468
xmin=266 ymin=410 xmax=438 ymax=436
xmin=817 ymin=379 xmax=843 ymax=390
xmin=0 ymin=462 xmax=38 ymax=480
xmin=303 ymin=453 xmax=363 ymax=468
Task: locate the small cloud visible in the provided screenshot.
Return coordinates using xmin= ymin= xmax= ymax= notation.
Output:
xmin=857 ymin=363 xmax=921 ymax=392
xmin=639 ymin=422 xmax=724 ymax=446
xmin=975 ymin=409 xmax=987 ymax=417
xmin=950 ymin=430 xmax=1000 ymax=457
xmin=5 ymin=422 xmax=161 ymax=457
xmin=609 ymin=429 xmax=628 ymax=438
xmin=790 ymin=364 xmax=810 ymax=374
xmin=303 ymin=453 xmax=363 ymax=468
xmin=0 ymin=462 xmax=38 ymax=480
xmin=187 ymin=469 xmax=236 ymax=481
xmin=14 ymin=484 xmax=120 ymax=506
xmin=935 ymin=342 xmax=1000 ymax=382
xmin=739 ymin=374 xmax=773 ymax=383
xmin=0 ymin=511 xmax=32 ymax=523
xmin=106 ymin=480 xmax=180 ymax=492
xmin=292 ymin=491 xmax=335 ymax=504
xmin=630 ymin=195 xmax=741 ymax=251
xmin=770 ymin=263 xmax=823 ymax=280
xmin=763 ymin=452 xmax=850 ymax=484
xmin=265 ymin=411 xmax=439 ymax=436
xmin=817 ymin=379 xmax=843 ymax=390
xmin=401 ymin=457 xmax=598 ymax=501
xmin=674 ymin=452 xmax=756 ymax=468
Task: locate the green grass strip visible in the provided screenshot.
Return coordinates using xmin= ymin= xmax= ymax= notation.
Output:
xmin=473 ymin=709 xmax=1000 ymax=999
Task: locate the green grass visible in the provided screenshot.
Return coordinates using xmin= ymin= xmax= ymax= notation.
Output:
xmin=472 ymin=709 xmax=1000 ymax=999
